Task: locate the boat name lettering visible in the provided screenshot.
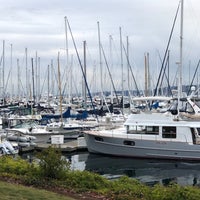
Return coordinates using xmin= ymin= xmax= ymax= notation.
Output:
xmin=156 ymin=141 xmax=167 ymax=144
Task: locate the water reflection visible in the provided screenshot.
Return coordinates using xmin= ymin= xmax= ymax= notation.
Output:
xmin=22 ymin=151 xmax=200 ymax=186
xmin=67 ymin=152 xmax=200 ymax=186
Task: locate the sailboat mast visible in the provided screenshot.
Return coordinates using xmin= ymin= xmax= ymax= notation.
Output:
xmin=17 ymin=58 xmax=20 ymax=101
xmin=64 ymin=16 xmax=69 ymax=68
xmin=64 ymin=16 xmax=70 ymax=104
xmin=35 ymin=52 xmax=38 ymax=103
xmin=144 ymin=53 xmax=148 ymax=96
xmin=47 ymin=64 xmax=50 ymax=107
xmin=31 ymin=58 xmax=36 ymax=103
xmin=109 ymin=35 xmax=113 ymax=104
xmin=177 ymin=0 xmax=184 ymax=117
xmin=97 ymin=21 xmax=103 ymax=107
xmin=147 ymin=53 xmax=150 ymax=96
xmin=119 ymin=27 xmax=124 ymax=110
xmin=83 ymin=41 xmax=87 ymax=108
xmin=10 ymin=44 xmax=13 ymax=101
xmin=57 ymin=52 xmax=63 ymax=123
xmin=2 ymin=40 xmax=5 ymax=105
xmin=51 ymin=59 xmax=54 ymax=97
xmin=126 ymin=36 xmax=130 ymax=95
xmin=25 ymin=48 xmax=28 ymax=101
xmin=38 ymin=57 xmax=41 ymax=101
xmin=180 ymin=0 xmax=184 ymax=97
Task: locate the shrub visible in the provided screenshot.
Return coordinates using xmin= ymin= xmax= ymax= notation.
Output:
xmin=0 ymin=156 xmax=30 ymax=175
xmin=63 ymin=170 xmax=110 ymax=192
xmin=108 ymin=176 xmax=150 ymax=200
xmin=36 ymin=146 xmax=70 ymax=180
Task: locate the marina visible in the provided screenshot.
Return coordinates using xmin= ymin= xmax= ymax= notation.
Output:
xmin=2 ymin=100 xmax=200 ymax=187
xmin=1 ymin=0 xmax=200 ymax=192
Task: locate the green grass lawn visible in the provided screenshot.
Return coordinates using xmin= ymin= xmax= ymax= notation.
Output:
xmin=0 ymin=181 xmax=75 ymax=200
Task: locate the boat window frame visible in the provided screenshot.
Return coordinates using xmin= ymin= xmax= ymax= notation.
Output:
xmin=162 ymin=126 xmax=176 ymax=138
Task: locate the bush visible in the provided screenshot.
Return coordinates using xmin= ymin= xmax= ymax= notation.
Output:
xmin=36 ymin=146 xmax=70 ymax=180
xmin=108 ymin=176 xmax=150 ymax=200
xmin=149 ymin=183 xmax=200 ymax=200
xmin=63 ymin=170 xmax=110 ymax=192
xmin=0 ymin=156 xmax=30 ymax=175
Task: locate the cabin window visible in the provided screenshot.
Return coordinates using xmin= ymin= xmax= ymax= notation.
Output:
xmin=127 ymin=125 xmax=159 ymax=135
xmin=95 ymin=136 xmax=104 ymax=142
xmin=145 ymin=126 xmax=159 ymax=135
xmin=126 ymin=125 xmax=137 ymax=134
xmin=124 ymin=140 xmax=135 ymax=146
xmin=162 ymin=126 xmax=176 ymax=138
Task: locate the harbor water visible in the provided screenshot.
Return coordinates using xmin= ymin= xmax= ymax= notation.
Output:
xmin=22 ymin=151 xmax=200 ymax=186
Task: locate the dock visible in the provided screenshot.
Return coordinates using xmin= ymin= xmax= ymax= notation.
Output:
xmin=21 ymin=137 xmax=88 ymax=153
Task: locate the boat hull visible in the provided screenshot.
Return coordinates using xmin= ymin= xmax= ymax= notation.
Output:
xmin=84 ymin=133 xmax=200 ymax=160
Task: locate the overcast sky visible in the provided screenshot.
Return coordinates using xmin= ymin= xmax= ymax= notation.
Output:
xmin=1 ymin=0 xmax=200 ymax=97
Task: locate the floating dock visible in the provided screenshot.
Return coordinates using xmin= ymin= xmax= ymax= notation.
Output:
xmin=33 ymin=137 xmax=87 ymax=152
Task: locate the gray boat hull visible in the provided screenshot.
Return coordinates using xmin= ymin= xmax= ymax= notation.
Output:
xmin=84 ymin=133 xmax=200 ymax=160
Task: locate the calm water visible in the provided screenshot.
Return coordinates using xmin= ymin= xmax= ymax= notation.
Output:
xmin=23 ymin=151 xmax=200 ymax=186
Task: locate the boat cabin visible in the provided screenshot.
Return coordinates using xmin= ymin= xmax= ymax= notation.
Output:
xmin=124 ymin=113 xmax=200 ymax=145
